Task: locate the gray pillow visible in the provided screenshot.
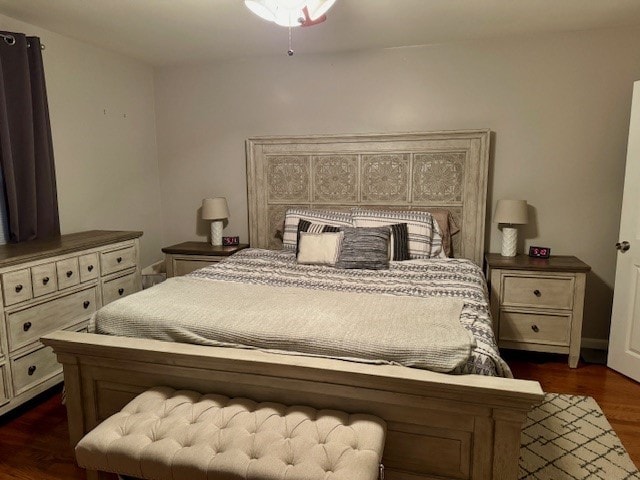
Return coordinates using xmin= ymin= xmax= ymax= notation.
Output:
xmin=335 ymin=227 xmax=390 ymax=270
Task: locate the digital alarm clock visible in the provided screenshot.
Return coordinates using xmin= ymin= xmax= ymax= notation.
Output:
xmin=222 ymin=236 xmax=240 ymax=246
xmin=529 ymin=246 xmax=551 ymax=259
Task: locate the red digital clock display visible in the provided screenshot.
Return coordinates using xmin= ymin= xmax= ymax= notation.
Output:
xmin=529 ymin=246 xmax=551 ymax=258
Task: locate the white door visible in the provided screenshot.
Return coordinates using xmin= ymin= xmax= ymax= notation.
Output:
xmin=608 ymin=81 xmax=640 ymax=382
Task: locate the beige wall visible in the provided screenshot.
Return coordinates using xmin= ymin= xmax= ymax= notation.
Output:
xmin=0 ymin=14 xmax=164 ymax=267
xmin=155 ymin=26 xmax=640 ymax=341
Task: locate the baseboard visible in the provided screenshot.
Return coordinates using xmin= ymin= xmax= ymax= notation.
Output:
xmin=582 ymin=337 xmax=609 ymax=351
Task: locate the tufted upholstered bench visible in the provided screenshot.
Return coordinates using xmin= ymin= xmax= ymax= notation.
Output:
xmin=75 ymin=386 xmax=387 ymax=480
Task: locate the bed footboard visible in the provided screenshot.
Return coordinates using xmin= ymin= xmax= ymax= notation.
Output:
xmin=42 ymin=331 xmax=543 ymax=480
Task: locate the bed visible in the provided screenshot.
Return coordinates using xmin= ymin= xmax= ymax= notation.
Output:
xmin=42 ymin=130 xmax=544 ymax=480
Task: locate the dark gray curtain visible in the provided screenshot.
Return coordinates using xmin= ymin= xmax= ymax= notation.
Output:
xmin=0 ymin=31 xmax=59 ymax=242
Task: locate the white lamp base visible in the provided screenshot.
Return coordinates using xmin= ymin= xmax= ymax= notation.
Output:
xmin=210 ymin=220 xmax=223 ymax=246
xmin=501 ymin=227 xmax=518 ymax=257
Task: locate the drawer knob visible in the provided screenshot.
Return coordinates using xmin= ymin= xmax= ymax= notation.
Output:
xmin=23 ymin=321 xmax=32 ymax=331
xmin=615 ymin=241 xmax=631 ymax=252
xmin=117 ymin=257 xmax=123 ymax=263
xmin=533 ymin=289 xmax=541 ymax=297
xmin=118 ymin=288 xmax=125 ymax=296
xmin=66 ymin=270 xmax=73 ymax=278
xmin=531 ymin=324 xmax=540 ymax=333
xmin=28 ymin=365 xmax=37 ymax=376
xmin=42 ymin=276 xmax=50 ymax=285
xmin=88 ymin=265 xmax=94 ymax=272
xmin=83 ymin=300 xmax=91 ymax=309
xmin=15 ymin=284 xmax=23 ymax=293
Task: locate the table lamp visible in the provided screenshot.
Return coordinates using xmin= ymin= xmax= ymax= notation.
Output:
xmin=202 ymin=197 xmax=229 ymax=246
xmin=494 ymin=199 xmax=528 ymax=257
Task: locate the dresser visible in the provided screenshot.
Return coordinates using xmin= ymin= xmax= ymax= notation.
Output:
xmin=0 ymin=230 xmax=142 ymax=416
xmin=162 ymin=242 xmax=249 ymax=277
xmin=486 ymin=253 xmax=591 ymax=368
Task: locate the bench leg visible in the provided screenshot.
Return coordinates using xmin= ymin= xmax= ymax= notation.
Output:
xmin=86 ymin=470 xmax=117 ymax=480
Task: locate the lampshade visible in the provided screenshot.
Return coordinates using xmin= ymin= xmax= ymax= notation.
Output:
xmin=494 ymin=199 xmax=528 ymax=225
xmin=202 ymin=198 xmax=229 ymax=220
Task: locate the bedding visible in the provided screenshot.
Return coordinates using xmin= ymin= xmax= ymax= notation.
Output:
xmin=93 ymin=249 xmax=511 ymax=377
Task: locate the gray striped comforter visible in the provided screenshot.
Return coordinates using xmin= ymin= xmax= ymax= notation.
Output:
xmin=94 ymin=249 xmax=511 ymax=377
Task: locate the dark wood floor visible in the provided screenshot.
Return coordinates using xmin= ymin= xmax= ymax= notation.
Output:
xmin=0 ymin=353 xmax=638 ymax=479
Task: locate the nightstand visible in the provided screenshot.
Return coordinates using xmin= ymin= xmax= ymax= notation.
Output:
xmin=162 ymin=242 xmax=249 ymax=277
xmin=485 ymin=253 xmax=591 ymax=368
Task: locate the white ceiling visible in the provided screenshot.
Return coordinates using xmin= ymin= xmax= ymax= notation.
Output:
xmin=1 ymin=0 xmax=640 ymax=66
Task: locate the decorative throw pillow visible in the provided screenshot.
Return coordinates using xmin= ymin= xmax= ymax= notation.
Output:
xmin=335 ymin=227 xmax=390 ymax=270
xmin=282 ymin=209 xmax=353 ymax=251
xmin=388 ymin=223 xmax=410 ymax=261
xmin=352 ymin=209 xmax=442 ymax=259
xmin=297 ymin=231 xmax=344 ymax=266
xmin=427 ymin=208 xmax=460 ymax=257
xmin=296 ymin=219 xmax=341 ymax=255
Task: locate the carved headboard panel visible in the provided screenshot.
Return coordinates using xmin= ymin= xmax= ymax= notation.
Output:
xmin=246 ymin=130 xmax=490 ymax=265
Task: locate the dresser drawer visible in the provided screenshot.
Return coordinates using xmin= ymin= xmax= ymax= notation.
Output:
xmin=6 ymin=287 xmax=97 ymax=352
xmin=11 ymin=346 xmax=60 ymax=395
xmin=502 ymin=275 xmax=574 ymax=310
xmin=2 ymin=269 xmax=33 ymax=306
xmin=56 ymin=257 xmax=80 ymax=290
xmin=499 ymin=310 xmax=571 ymax=346
xmin=0 ymin=365 xmax=7 ymax=405
xmin=102 ymin=271 xmax=139 ymax=305
xmin=101 ymin=245 xmax=136 ymax=276
xmin=31 ymin=262 xmax=58 ymax=297
xmin=79 ymin=253 xmax=99 ymax=282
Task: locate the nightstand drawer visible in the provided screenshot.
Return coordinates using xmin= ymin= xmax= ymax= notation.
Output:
xmin=502 ymin=275 xmax=574 ymax=310
xmin=172 ymin=259 xmax=217 ymax=276
xmin=499 ymin=310 xmax=571 ymax=346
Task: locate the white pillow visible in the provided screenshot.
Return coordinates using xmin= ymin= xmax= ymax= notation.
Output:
xmin=296 ymin=231 xmax=344 ymax=266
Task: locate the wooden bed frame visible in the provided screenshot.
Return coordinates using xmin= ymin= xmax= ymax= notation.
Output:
xmin=42 ymin=130 xmax=544 ymax=480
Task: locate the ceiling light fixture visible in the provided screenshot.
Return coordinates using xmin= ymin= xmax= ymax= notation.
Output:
xmin=245 ymin=0 xmax=337 ymax=28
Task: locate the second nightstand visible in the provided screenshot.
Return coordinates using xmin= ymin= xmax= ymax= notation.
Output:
xmin=162 ymin=242 xmax=249 ymax=277
xmin=485 ymin=253 xmax=591 ymax=368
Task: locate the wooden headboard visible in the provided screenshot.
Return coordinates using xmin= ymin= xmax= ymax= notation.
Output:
xmin=246 ymin=130 xmax=490 ymax=265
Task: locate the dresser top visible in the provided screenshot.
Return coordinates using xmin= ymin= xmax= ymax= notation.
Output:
xmin=485 ymin=253 xmax=591 ymax=272
xmin=0 ymin=230 xmax=142 ymax=269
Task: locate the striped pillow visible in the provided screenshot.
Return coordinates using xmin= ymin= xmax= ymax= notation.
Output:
xmin=282 ymin=209 xmax=353 ymax=251
xmin=352 ymin=209 xmax=443 ymax=259
xmin=389 ymin=223 xmax=410 ymax=261
xmin=335 ymin=227 xmax=390 ymax=270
